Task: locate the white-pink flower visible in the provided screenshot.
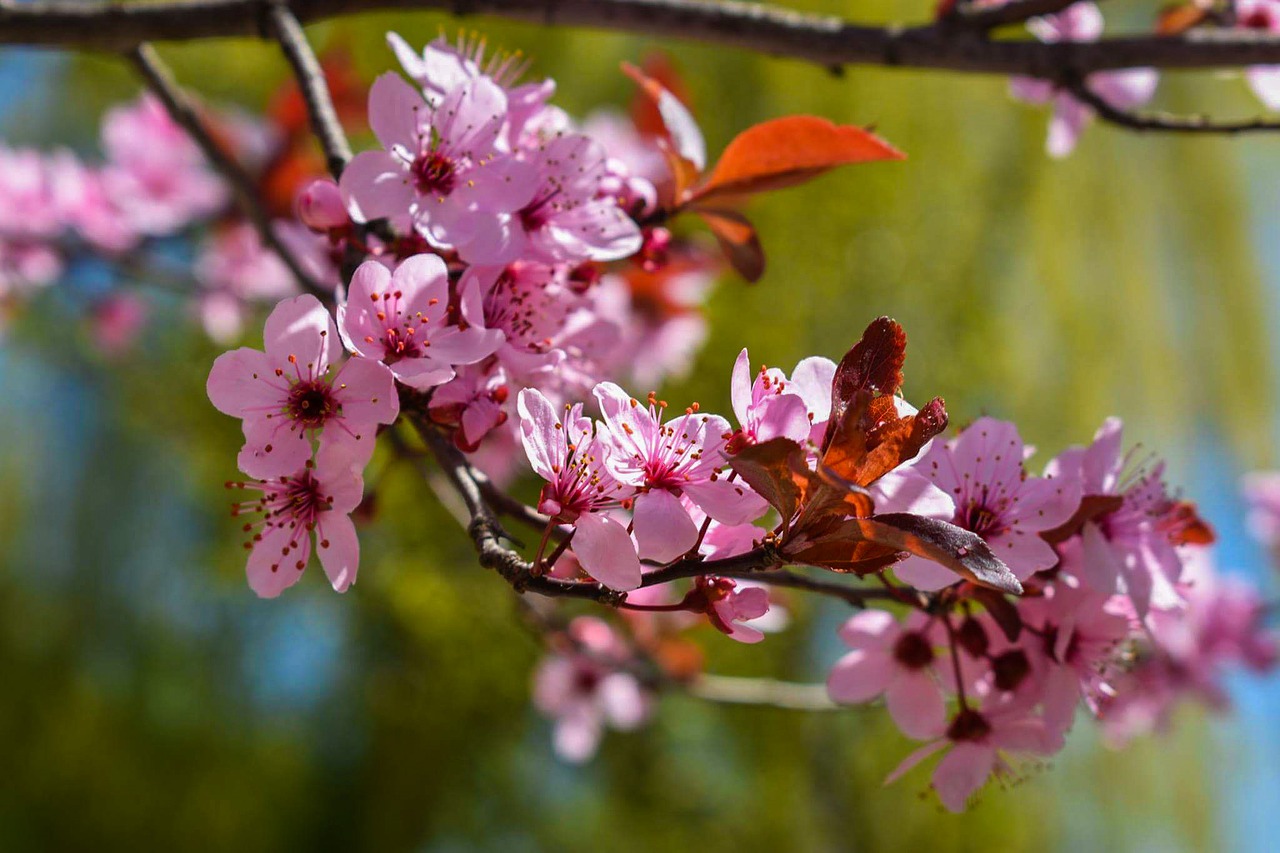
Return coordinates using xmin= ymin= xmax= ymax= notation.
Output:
xmin=339 ymin=72 xmax=536 ymax=264
xmin=338 ymin=254 xmax=503 ymax=390
xmin=1236 ymin=0 xmax=1280 ymax=109
xmin=728 ymin=348 xmax=832 ymax=449
xmin=893 ymin=417 xmax=1080 ymax=591
xmin=696 ymin=576 xmax=772 ymax=644
xmin=827 ymin=609 xmax=948 ymax=739
xmin=228 ymin=447 xmax=365 ymax=598
xmin=593 ymin=382 xmax=766 ymax=563
xmin=517 ymin=387 xmax=642 ymax=591
xmin=532 ymin=616 xmax=651 ymax=763
xmin=207 ymin=294 xmax=399 ymax=478
xmin=1009 ymin=3 xmax=1158 ymax=157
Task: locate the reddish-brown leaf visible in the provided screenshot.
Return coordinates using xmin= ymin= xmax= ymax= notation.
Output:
xmin=1165 ymin=500 xmax=1216 ymax=546
xmin=852 ymin=396 xmax=948 ymax=486
xmin=821 ymin=317 xmax=907 ymax=454
xmin=846 ymin=514 xmax=1023 ymax=594
xmin=628 ymin=53 xmax=694 ymax=139
xmin=622 ymin=61 xmax=706 ymax=173
xmin=696 ymin=207 xmax=765 ymax=282
xmin=1039 ymin=494 xmax=1123 ymax=545
xmin=688 ymin=115 xmax=904 ymax=205
xmin=728 ymin=437 xmax=808 ymax=522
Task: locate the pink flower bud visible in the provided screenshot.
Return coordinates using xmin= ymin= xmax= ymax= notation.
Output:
xmin=296 ymin=178 xmax=347 ymax=231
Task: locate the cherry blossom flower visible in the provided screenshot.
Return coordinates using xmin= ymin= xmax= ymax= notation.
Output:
xmin=99 ymin=94 xmax=228 ymax=235
xmin=1048 ymin=417 xmax=1203 ymax=617
xmin=89 ymin=292 xmax=148 ymax=357
xmin=1242 ymin=470 xmax=1280 ymax=553
xmin=593 ymin=382 xmax=766 ymax=563
xmin=296 ymin=177 xmax=349 ymax=231
xmin=827 ymin=609 xmax=948 ymax=739
xmin=692 ymin=576 xmax=772 ymax=644
xmin=727 ymin=348 xmax=826 ymax=449
xmin=428 ymin=364 xmax=510 ymax=452
xmin=1236 ymin=0 xmax=1280 ymax=109
xmin=207 ymin=294 xmax=399 ymax=477
xmin=517 ymin=387 xmax=642 ymax=591
xmin=337 ymin=254 xmax=503 ymax=390
xmin=532 ymin=616 xmax=651 ymax=762
xmin=892 ymin=417 xmax=1080 ymax=591
xmin=1009 ymin=3 xmax=1158 ymax=157
xmin=507 ymin=133 xmax=643 ymax=264
xmin=466 ymin=262 xmax=576 ymax=383
xmin=227 ymin=446 xmax=366 ymax=598
xmin=886 ymin=698 xmax=1062 ymax=813
xmin=339 ymin=72 xmax=536 ymax=264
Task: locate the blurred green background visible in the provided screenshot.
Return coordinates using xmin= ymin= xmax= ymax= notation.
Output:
xmin=2 ymin=1 xmax=1279 ymax=850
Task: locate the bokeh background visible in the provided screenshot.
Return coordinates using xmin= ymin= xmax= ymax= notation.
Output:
xmin=2 ymin=1 xmax=1280 ymax=849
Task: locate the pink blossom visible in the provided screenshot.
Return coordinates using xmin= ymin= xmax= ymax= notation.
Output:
xmin=100 ymin=94 xmax=228 ymax=235
xmin=1242 ymin=470 xmax=1280 ymax=552
xmin=517 ymin=387 xmax=642 ymax=591
xmin=827 ymin=609 xmax=948 ymax=739
xmin=1009 ymin=3 xmax=1157 ymax=157
xmin=1047 ymin=418 xmax=1197 ymax=617
xmin=694 ymin=576 xmax=772 ymax=644
xmin=228 ymin=447 xmax=366 ymax=598
xmin=532 ymin=616 xmax=651 ymax=762
xmin=892 ymin=417 xmax=1080 ymax=591
xmin=593 ymin=382 xmax=766 ymax=563
xmin=339 ymin=72 xmax=536 ymax=264
xmin=386 ymin=32 xmax=556 ymax=147
xmin=507 ymin=133 xmax=643 ymax=264
xmin=207 ymin=294 xmax=400 ymax=477
xmin=195 ymin=221 xmax=301 ymax=343
xmin=1236 ymin=0 xmax=1280 ymax=109
xmin=728 ymin=348 xmax=831 ymax=449
xmin=467 ymin=262 xmax=577 ymax=383
xmin=296 ymin=178 xmax=349 ymax=231
xmin=428 ymin=364 xmax=510 ymax=452
xmin=89 ymin=292 xmax=148 ymax=356
xmin=886 ymin=698 xmax=1062 ymax=813
xmin=337 ymin=254 xmax=503 ymax=389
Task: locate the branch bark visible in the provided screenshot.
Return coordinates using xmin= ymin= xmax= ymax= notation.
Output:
xmin=126 ymin=43 xmax=331 ymax=299
xmin=1068 ymin=79 xmax=1280 ymax=133
xmin=6 ymin=0 xmax=1280 ymax=79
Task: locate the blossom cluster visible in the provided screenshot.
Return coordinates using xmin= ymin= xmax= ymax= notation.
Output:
xmin=3 ymin=22 xmax=1265 ymax=816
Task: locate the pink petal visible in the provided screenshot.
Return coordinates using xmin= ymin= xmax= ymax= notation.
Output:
xmin=682 ymin=477 xmax=767 ymax=526
xmin=836 ymin=608 xmax=900 ymax=648
xmin=1249 ymin=65 xmax=1280 ymax=110
xmin=553 ymin=709 xmax=604 ymax=763
xmin=986 ymin=528 xmax=1060 ymax=582
xmin=206 ymin=347 xmax=280 ymax=417
xmin=1046 ymin=92 xmax=1092 ymax=159
xmin=573 ymin=512 xmax=643 ymax=592
xmin=332 ymin=356 xmax=399 ymax=425
xmin=893 ymin=555 xmax=964 ymax=592
xmin=730 ymin=348 xmax=752 ymax=426
xmin=886 ymin=672 xmax=948 ymax=740
xmin=428 ymin=326 xmax=504 ymax=365
xmin=932 ymin=743 xmax=995 ymax=813
xmin=339 ymin=150 xmax=414 ymax=223
xmin=517 ymin=387 xmax=566 ymax=482
xmin=390 ymin=358 xmax=455 ymax=390
xmin=599 ymin=672 xmax=648 ymax=729
xmin=884 ymin=739 xmax=947 ymax=786
xmin=337 ymin=260 xmax=393 ymax=358
xmin=827 ymin=648 xmax=893 ymax=703
xmin=316 ymin=511 xmax=360 ymax=592
xmin=237 ymin=416 xmax=311 ymax=480
xmin=246 ymin=522 xmax=310 ymax=599
xmin=631 ymin=490 xmax=698 ymax=563
xmin=262 ymin=294 xmax=340 ymax=370
xmin=368 ymin=71 xmax=425 ymax=151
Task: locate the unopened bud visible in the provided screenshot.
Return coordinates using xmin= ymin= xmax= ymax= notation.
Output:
xmin=296 ymin=178 xmax=348 ymax=231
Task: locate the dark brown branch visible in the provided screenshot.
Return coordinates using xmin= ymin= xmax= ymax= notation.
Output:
xmin=126 ymin=44 xmax=331 ymax=300
xmin=1068 ymin=79 xmax=1280 ymax=133
xmin=949 ymin=0 xmax=1081 ymax=31
xmin=6 ymin=0 xmax=1280 ymax=79
xmin=265 ymin=1 xmax=353 ymax=178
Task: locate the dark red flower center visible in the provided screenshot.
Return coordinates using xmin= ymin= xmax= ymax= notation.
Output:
xmin=411 ymin=150 xmax=457 ymax=196
xmin=893 ymin=631 xmax=935 ymax=669
xmin=946 ymin=708 xmax=992 ymax=742
xmin=287 ymin=380 xmax=337 ymax=429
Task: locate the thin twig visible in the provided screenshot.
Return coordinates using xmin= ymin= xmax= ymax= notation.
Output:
xmin=126 ymin=44 xmax=331 ymax=300
xmin=265 ymin=1 xmax=353 ymax=178
xmin=6 ymin=0 xmax=1280 ymax=80
xmin=1068 ymin=79 xmax=1280 ymax=133
xmin=688 ymin=674 xmax=839 ymax=710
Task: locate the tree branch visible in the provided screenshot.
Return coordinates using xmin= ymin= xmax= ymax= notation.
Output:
xmin=126 ymin=43 xmax=331 ymax=299
xmin=265 ymin=1 xmax=353 ymax=178
xmin=5 ymin=0 xmax=1280 ymax=79
xmin=1068 ymin=79 xmax=1280 ymax=133
xmin=687 ymin=674 xmax=839 ymax=710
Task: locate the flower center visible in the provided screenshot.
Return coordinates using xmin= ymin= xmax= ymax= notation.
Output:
xmin=892 ymin=631 xmax=935 ymax=669
xmin=958 ymin=501 xmax=999 ymax=535
xmin=411 ymin=149 xmax=457 ymax=196
xmin=946 ymin=709 xmax=992 ymax=742
xmin=286 ymin=380 xmax=337 ymax=429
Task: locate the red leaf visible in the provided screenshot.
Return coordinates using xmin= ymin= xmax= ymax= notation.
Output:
xmin=1039 ymin=494 xmax=1123 ymax=545
xmin=843 ymin=514 xmax=1023 ymax=594
xmin=728 ymin=437 xmax=808 ymax=522
xmin=622 ymin=61 xmax=706 ymax=173
xmin=628 ymin=53 xmax=693 ymax=139
xmin=822 ymin=317 xmax=907 ymax=454
xmin=1156 ymin=3 xmax=1209 ymax=35
xmin=689 ymin=115 xmax=904 ymax=205
xmin=696 ymin=207 xmax=765 ymax=282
